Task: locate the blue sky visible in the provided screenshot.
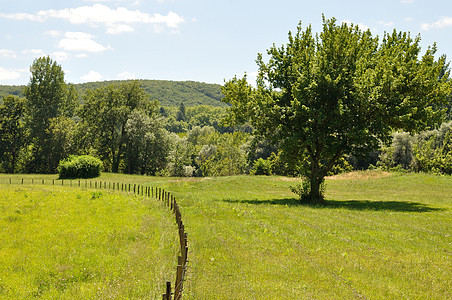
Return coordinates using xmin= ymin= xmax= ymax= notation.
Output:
xmin=1 ymin=0 xmax=451 ymax=85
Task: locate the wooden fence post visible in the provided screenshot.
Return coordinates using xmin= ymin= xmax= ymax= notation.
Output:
xmin=174 ymin=263 xmax=183 ymax=300
xmin=162 ymin=281 xmax=171 ymax=300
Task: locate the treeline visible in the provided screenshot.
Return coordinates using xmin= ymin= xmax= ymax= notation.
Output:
xmin=0 ymin=79 xmax=225 ymax=107
xmin=0 ymin=57 xmax=250 ymax=176
xmin=1 ymin=57 xmax=452 ymax=177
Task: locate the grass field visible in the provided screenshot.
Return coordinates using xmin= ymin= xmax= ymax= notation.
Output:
xmin=0 ymin=184 xmax=178 ymax=299
xmin=161 ymin=171 xmax=451 ymax=299
xmin=1 ymin=171 xmax=451 ymax=299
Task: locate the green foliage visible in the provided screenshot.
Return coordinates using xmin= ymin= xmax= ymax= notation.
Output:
xmin=378 ymin=122 xmax=452 ymax=175
xmin=58 ymin=155 xmax=103 ymax=179
xmin=194 ymin=130 xmax=248 ymax=177
xmin=290 ymin=176 xmax=326 ymax=201
xmin=75 ymin=80 xmax=225 ymax=107
xmin=78 ymin=81 xmax=148 ymax=173
xmin=176 ymin=102 xmax=186 ymax=121
xmin=250 ymin=158 xmax=273 ymax=175
xmin=0 ymin=95 xmax=27 ymax=173
xmin=412 ymin=124 xmax=452 ymax=174
xmin=124 ymin=110 xmax=171 ymax=175
xmin=222 ymin=17 xmax=452 ymax=202
xmin=23 ymin=56 xmax=78 ymax=174
xmin=0 ymin=80 xmax=226 ymax=108
xmin=0 ymin=85 xmax=24 ymax=98
xmin=166 ymin=134 xmax=193 ymax=176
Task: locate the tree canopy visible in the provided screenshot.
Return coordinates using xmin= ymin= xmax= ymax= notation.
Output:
xmin=23 ymin=56 xmax=75 ymax=173
xmin=222 ymin=16 xmax=452 ymax=203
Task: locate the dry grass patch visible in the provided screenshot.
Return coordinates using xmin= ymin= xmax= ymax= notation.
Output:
xmin=328 ymin=169 xmax=393 ymax=180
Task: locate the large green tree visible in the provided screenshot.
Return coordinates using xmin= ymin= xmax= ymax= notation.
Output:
xmin=78 ymin=81 xmax=148 ymax=173
xmin=222 ymin=17 xmax=451 ymax=203
xmin=23 ymin=56 xmax=76 ymax=173
xmin=124 ymin=109 xmax=171 ymax=175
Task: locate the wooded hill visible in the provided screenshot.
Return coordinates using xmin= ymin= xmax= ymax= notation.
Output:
xmin=0 ymin=79 xmax=225 ymax=107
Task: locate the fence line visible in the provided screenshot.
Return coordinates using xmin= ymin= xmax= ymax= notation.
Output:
xmin=4 ymin=177 xmax=188 ymax=300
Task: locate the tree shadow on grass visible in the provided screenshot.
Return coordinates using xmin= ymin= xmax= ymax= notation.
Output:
xmin=223 ymin=198 xmax=443 ymax=213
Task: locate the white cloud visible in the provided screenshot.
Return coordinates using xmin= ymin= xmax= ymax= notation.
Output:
xmin=0 ymin=4 xmax=185 ymax=34
xmin=0 ymin=49 xmax=17 ymax=59
xmin=22 ymin=49 xmax=46 ymax=57
xmin=421 ymin=17 xmax=452 ymax=30
xmin=58 ymin=32 xmax=110 ymax=53
xmin=0 ymin=67 xmax=22 ymax=81
xmin=117 ymin=71 xmax=136 ymax=80
xmin=45 ymin=30 xmax=63 ymax=37
xmin=0 ymin=12 xmax=43 ymax=22
xmin=51 ymin=51 xmax=70 ymax=61
xmin=107 ymin=24 xmax=134 ymax=34
xmin=378 ymin=21 xmax=395 ymax=27
xmin=81 ymin=70 xmax=103 ymax=81
xmin=75 ymin=53 xmax=89 ymax=58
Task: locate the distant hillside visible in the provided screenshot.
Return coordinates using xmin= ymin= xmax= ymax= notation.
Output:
xmin=0 ymin=79 xmax=226 ymax=107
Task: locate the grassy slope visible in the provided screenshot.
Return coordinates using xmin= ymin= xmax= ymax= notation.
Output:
xmin=1 ymin=171 xmax=450 ymax=299
xmin=0 ymin=185 xmax=178 ymax=299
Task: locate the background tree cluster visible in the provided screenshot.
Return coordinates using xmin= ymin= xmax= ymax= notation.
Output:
xmin=0 ymin=40 xmax=451 ymax=183
xmin=0 ymin=57 xmax=251 ymax=176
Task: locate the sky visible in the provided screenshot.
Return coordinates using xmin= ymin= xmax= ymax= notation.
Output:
xmin=0 ymin=0 xmax=451 ymax=86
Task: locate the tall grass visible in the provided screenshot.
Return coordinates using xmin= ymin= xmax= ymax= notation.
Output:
xmin=0 ymin=184 xmax=177 ymax=299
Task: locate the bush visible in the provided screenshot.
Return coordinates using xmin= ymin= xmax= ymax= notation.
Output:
xmin=250 ymin=158 xmax=273 ymax=175
xmin=290 ymin=176 xmax=326 ymax=202
xmin=58 ymin=155 xmax=103 ymax=179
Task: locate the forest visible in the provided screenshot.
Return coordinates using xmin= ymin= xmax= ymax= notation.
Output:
xmin=0 ymin=56 xmax=451 ymax=178
xmin=0 ymin=79 xmax=226 ymax=107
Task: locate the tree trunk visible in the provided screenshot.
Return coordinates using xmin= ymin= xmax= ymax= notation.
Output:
xmin=112 ymin=147 xmax=120 ymax=173
xmin=309 ymin=158 xmax=326 ymax=204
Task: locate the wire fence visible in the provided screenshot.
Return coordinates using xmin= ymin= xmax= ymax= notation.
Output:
xmin=2 ymin=177 xmax=189 ymax=300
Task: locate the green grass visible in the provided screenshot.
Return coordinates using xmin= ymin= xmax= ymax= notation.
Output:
xmin=0 ymin=184 xmax=178 ymax=299
xmin=160 ymin=171 xmax=451 ymax=299
xmin=1 ymin=171 xmax=451 ymax=299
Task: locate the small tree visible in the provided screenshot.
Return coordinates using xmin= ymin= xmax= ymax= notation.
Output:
xmin=176 ymin=102 xmax=186 ymax=122
xmin=222 ymin=17 xmax=451 ymax=203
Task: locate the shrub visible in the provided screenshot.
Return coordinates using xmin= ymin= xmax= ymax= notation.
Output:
xmin=250 ymin=158 xmax=273 ymax=175
xmin=290 ymin=176 xmax=326 ymax=202
xmin=58 ymin=155 xmax=103 ymax=179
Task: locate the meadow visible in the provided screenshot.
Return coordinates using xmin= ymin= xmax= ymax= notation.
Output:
xmin=0 ymin=184 xmax=178 ymax=299
xmin=0 ymin=171 xmax=451 ymax=299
